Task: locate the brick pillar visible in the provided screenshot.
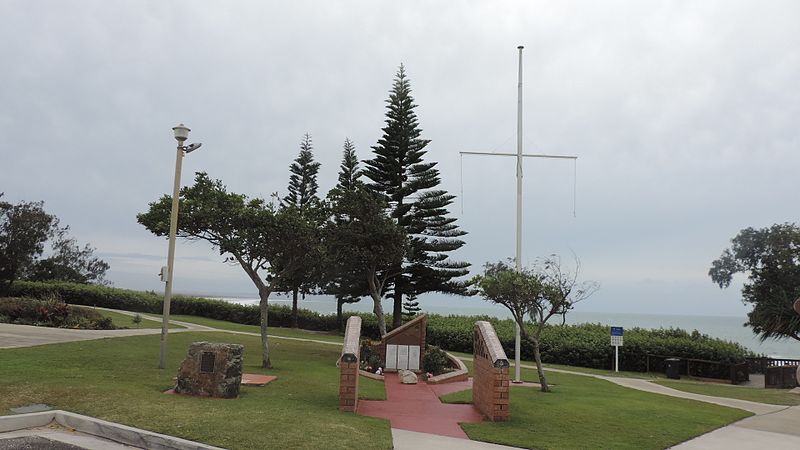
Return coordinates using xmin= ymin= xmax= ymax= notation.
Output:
xmin=473 ymin=321 xmax=510 ymax=421
xmin=339 ymin=316 xmax=362 ymax=412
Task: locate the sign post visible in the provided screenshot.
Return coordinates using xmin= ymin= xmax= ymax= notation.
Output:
xmin=610 ymin=326 xmax=624 ymax=372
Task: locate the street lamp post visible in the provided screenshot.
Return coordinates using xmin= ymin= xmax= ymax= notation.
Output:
xmin=159 ymin=123 xmax=201 ymax=369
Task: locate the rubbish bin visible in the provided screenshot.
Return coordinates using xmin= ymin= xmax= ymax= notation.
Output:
xmin=665 ymin=358 xmax=681 ymax=379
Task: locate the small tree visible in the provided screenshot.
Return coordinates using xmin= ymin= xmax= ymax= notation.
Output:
xmin=473 ymin=257 xmax=597 ymax=392
xmin=326 ymin=187 xmax=406 ymax=336
xmin=709 ymin=223 xmax=800 ymax=342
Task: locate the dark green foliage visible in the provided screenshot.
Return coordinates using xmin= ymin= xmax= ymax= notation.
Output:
xmin=325 ymin=186 xmax=407 ymax=336
xmin=0 ymin=197 xmax=57 ymax=293
xmin=12 ymin=281 xmax=752 ymax=370
xmin=709 ymin=223 xmax=800 ymax=342
xmin=363 ymin=65 xmax=470 ymax=326
xmin=0 ymin=195 xmax=109 ymax=292
xmin=402 ymin=292 xmax=421 ymax=318
xmin=0 ymin=296 xmax=117 ymax=330
xmin=422 ymin=345 xmax=451 ymax=375
xmin=25 ymin=230 xmax=109 ymax=285
xmin=359 ymin=339 xmax=382 ymax=371
xmin=326 ymin=139 xmax=366 ymax=328
xmin=279 ymin=135 xmax=324 ymax=328
xmin=337 ymin=138 xmax=362 ymax=192
xmin=283 ymin=133 xmax=321 ymax=209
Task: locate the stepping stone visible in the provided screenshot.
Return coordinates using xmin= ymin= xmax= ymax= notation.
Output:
xmin=241 ymin=374 xmax=277 ymax=386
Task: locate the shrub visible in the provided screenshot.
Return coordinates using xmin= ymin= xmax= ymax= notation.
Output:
xmin=0 ymin=297 xmax=117 ymax=330
xmin=423 ymin=345 xmax=452 ymax=375
xmin=9 ymin=280 xmax=754 ymax=371
xmin=359 ymin=339 xmax=382 ymax=371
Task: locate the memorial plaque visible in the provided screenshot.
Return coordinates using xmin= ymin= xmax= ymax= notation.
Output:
xmin=397 ymin=345 xmax=409 ymax=370
xmin=200 ymin=352 xmax=216 ymax=373
xmin=174 ymin=342 xmax=243 ymax=398
xmin=385 ymin=344 xmax=398 ymax=369
xmin=408 ymin=345 xmax=420 ymax=370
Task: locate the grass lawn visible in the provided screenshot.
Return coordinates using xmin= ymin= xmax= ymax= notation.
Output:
xmin=0 ymin=331 xmax=390 ymax=449
xmin=82 ymin=308 xmax=183 ymax=330
xmin=449 ymin=350 xmax=663 ymax=380
xmin=168 ymin=314 xmax=344 ymax=344
xmin=655 ymin=380 xmax=800 ymax=406
xmin=441 ymin=368 xmax=751 ymax=450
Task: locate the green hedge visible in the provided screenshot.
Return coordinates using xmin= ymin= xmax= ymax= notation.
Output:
xmin=10 ymin=280 xmax=753 ymax=371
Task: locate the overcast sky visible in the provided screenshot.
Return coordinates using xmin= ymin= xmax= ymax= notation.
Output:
xmin=1 ymin=0 xmax=797 ymax=317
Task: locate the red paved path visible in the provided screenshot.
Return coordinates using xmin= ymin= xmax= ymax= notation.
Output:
xmin=357 ymin=373 xmax=483 ymax=439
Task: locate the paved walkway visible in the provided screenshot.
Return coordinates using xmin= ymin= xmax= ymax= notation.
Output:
xmin=358 ymin=373 xmax=484 ymax=438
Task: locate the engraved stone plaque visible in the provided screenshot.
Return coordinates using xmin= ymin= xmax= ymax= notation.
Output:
xmin=397 ymin=345 xmax=409 ymax=370
xmin=408 ymin=345 xmax=420 ymax=370
xmin=385 ymin=344 xmax=398 ymax=370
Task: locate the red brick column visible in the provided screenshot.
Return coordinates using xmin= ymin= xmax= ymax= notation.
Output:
xmin=473 ymin=321 xmax=510 ymax=421
xmin=339 ymin=316 xmax=362 ymax=412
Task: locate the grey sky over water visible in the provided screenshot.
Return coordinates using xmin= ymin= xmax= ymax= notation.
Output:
xmin=1 ymin=1 xmax=797 ymax=317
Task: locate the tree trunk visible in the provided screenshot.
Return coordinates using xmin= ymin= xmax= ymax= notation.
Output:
xmin=259 ymin=286 xmax=272 ymax=369
xmin=516 ymin=317 xmax=550 ymax=393
xmin=336 ymin=297 xmax=344 ymax=332
xmin=371 ymin=291 xmax=387 ymax=337
xmin=291 ymin=287 xmax=299 ymax=329
xmin=391 ymin=289 xmax=403 ymax=328
xmin=530 ymin=336 xmax=550 ymax=392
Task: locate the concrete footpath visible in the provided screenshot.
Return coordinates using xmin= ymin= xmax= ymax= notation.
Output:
xmin=3 ymin=308 xmax=799 ymax=449
xmin=521 ymin=363 xmax=800 ymax=449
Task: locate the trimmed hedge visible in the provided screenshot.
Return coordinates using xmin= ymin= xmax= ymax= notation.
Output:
xmin=10 ymin=280 xmax=753 ymax=371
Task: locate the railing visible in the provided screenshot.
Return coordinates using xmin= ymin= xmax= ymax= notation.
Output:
xmin=646 ymin=354 xmax=749 ymax=384
xmin=746 ymin=357 xmax=800 ymax=374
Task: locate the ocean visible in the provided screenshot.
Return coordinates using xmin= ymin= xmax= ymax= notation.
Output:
xmin=209 ymin=293 xmax=799 ymax=359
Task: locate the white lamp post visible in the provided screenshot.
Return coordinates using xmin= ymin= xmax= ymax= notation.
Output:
xmin=159 ymin=123 xmax=202 ymax=369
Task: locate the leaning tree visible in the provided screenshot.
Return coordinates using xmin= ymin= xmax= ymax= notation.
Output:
xmin=138 ymin=172 xmax=313 ymax=368
xmin=363 ymin=65 xmax=470 ymax=327
xmin=473 ymin=256 xmax=598 ymax=392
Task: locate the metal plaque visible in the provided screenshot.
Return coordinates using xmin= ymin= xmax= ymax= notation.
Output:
xmin=200 ymin=352 xmax=216 ymax=373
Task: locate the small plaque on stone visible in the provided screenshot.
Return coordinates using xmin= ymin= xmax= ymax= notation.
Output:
xmin=174 ymin=341 xmax=243 ymax=398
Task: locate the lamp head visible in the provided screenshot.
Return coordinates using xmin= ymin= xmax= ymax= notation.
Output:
xmin=184 ymin=142 xmax=203 ymax=153
xmin=172 ymin=123 xmax=190 ymax=142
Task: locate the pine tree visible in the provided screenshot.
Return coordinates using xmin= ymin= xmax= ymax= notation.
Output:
xmin=281 ymin=133 xmax=322 ymax=328
xmin=338 ymin=138 xmax=362 ymax=191
xmin=283 ymin=133 xmax=320 ymax=209
xmin=363 ymin=65 xmax=470 ymax=328
xmin=329 ymin=138 xmax=366 ymax=329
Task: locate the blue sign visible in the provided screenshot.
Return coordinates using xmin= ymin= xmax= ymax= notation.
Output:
xmin=611 ymin=326 xmax=624 ymax=336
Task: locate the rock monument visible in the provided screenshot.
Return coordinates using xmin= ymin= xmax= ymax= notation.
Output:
xmin=175 ymin=342 xmax=243 ymax=398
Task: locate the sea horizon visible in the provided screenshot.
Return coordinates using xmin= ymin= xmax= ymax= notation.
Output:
xmin=178 ymin=291 xmax=800 ymax=360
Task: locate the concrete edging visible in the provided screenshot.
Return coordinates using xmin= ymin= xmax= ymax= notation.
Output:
xmin=427 ymin=352 xmax=469 ymax=384
xmin=0 ymin=410 xmax=224 ymax=450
